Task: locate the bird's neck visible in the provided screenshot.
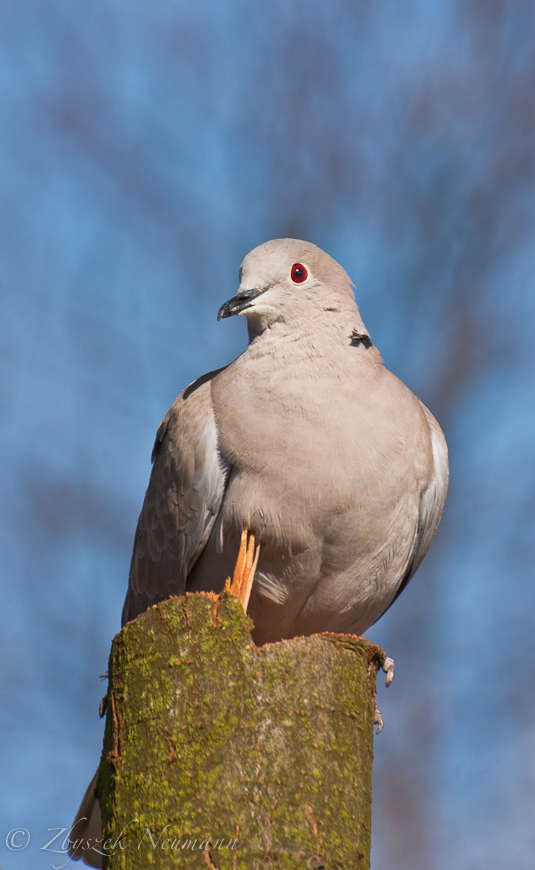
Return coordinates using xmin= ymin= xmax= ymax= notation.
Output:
xmin=244 ymin=312 xmax=381 ymax=371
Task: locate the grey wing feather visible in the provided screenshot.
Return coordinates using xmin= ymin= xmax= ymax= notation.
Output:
xmin=389 ymin=405 xmax=449 ymax=607
xmin=122 ymin=371 xmax=230 ymax=626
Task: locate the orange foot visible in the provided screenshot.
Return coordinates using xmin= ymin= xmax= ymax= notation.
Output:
xmin=225 ymin=529 xmax=260 ymax=613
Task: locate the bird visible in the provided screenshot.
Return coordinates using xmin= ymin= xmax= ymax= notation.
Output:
xmin=69 ymin=238 xmax=448 ymax=866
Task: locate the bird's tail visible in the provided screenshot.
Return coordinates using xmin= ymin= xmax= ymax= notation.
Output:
xmin=67 ymin=770 xmax=103 ymax=869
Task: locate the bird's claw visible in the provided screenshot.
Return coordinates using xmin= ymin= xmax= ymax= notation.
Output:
xmin=382 ymin=656 xmax=395 ymax=686
xmin=373 ymin=656 xmax=394 ymax=733
xmin=373 ymin=698 xmax=384 ymax=733
xmin=225 ymin=529 xmax=260 ymax=613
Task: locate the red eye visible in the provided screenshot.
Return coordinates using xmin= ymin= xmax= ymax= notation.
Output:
xmin=291 ymin=263 xmax=308 ymax=283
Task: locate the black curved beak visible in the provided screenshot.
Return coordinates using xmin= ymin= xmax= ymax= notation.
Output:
xmin=217 ymin=287 xmax=265 ymax=320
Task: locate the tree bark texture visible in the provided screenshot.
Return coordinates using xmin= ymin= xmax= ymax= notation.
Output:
xmin=98 ymin=592 xmax=385 ymax=869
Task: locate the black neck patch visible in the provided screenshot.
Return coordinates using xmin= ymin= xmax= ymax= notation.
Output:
xmin=350 ymin=330 xmax=373 ymax=349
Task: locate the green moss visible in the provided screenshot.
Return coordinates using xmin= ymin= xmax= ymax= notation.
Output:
xmin=98 ymin=593 xmax=383 ymax=869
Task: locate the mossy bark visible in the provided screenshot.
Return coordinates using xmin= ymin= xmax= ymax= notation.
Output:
xmin=97 ymin=592 xmax=385 ymax=870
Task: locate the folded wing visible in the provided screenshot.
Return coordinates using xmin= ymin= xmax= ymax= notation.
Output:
xmin=388 ymin=403 xmax=449 ymax=610
xmin=122 ymin=370 xmax=230 ymax=625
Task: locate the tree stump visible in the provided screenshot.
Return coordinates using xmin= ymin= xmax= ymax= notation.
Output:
xmin=97 ymin=592 xmax=385 ymax=869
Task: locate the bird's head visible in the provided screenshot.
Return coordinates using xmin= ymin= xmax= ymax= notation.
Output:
xmin=217 ymin=239 xmax=363 ymax=339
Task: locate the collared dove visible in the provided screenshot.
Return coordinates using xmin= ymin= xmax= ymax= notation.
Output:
xmin=69 ymin=239 xmax=448 ymax=867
